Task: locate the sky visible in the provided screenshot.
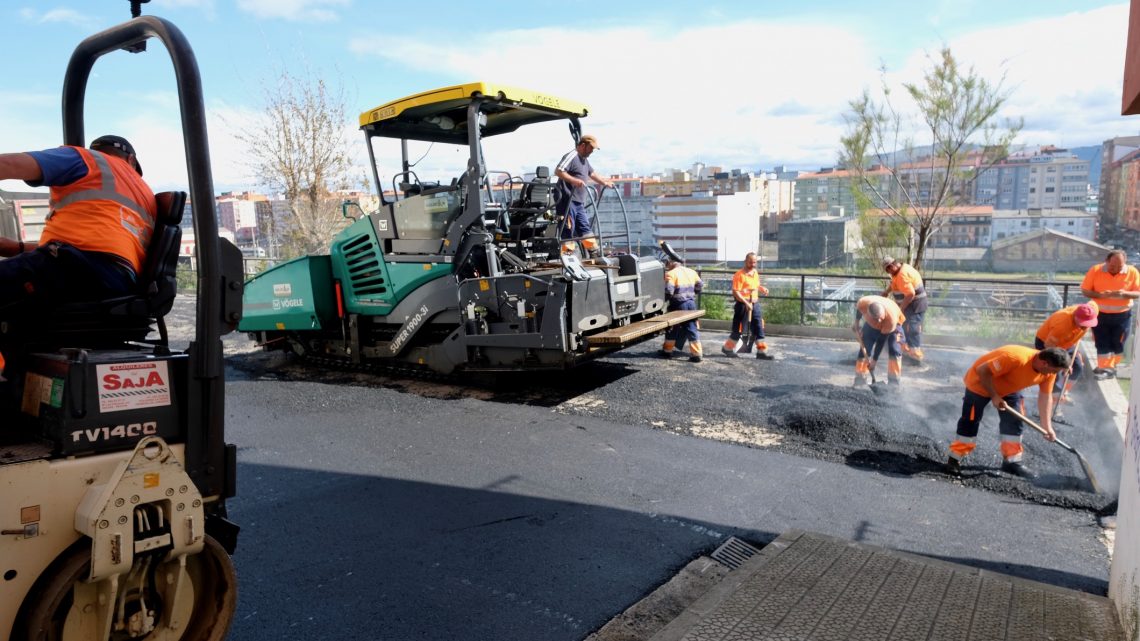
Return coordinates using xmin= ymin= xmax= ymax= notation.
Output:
xmin=1 ymin=0 xmax=1137 ymax=194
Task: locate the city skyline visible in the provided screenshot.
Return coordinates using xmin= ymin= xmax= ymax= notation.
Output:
xmin=0 ymin=1 xmax=1134 ymax=195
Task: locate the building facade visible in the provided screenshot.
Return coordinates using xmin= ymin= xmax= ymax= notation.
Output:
xmin=792 ymin=168 xmax=890 ymax=219
xmin=652 ymin=191 xmax=761 ymax=264
xmin=776 ymin=216 xmax=862 ymax=268
xmin=990 ymin=228 xmax=1108 ymax=272
xmin=990 ymin=208 xmax=1097 ymax=242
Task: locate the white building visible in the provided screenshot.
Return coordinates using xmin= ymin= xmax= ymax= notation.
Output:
xmin=1026 ymin=155 xmax=1090 ymax=210
xmin=652 ymin=191 xmax=761 ymax=264
xmin=989 ymin=208 xmax=1097 ymax=242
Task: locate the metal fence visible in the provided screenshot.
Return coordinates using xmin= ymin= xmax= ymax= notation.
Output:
xmin=694 ymin=268 xmax=1087 ymax=343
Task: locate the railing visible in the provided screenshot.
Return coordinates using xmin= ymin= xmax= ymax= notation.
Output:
xmin=694 ymin=268 xmax=1085 ymax=343
xmin=177 ymin=257 xmax=277 ymax=291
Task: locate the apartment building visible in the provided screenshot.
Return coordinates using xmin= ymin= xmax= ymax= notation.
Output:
xmin=792 ymin=167 xmax=890 ymax=219
xmin=1100 ymin=135 xmax=1140 ymax=229
xmin=653 ymin=191 xmax=761 ymax=264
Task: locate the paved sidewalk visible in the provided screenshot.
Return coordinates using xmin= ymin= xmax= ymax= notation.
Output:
xmin=651 ymin=531 xmax=1121 ymax=641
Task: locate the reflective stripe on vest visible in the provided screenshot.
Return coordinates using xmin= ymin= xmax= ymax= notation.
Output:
xmin=49 ymin=151 xmax=155 ymax=245
xmin=43 ymin=148 xmax=156 ymax=272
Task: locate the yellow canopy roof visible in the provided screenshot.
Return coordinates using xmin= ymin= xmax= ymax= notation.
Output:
xmin=359 ymin=81 xmax=589 ymax=144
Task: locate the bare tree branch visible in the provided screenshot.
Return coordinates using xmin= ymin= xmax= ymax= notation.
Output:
xmin=235 ymin=66 xmax=353 ymax=257
xmin=839 ymin=47 xmax=1023 ymax=270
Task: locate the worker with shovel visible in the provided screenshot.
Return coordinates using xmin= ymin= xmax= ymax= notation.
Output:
xmin=1034 ymin=302 xmax=1098 ymax=412
xmin=852 ymin=295 xmax=905 ymax=386
xmin=945 ymin=345 xmax=1070 ymax=479
xmin=721 ymin=252 xmax=774 ymax=360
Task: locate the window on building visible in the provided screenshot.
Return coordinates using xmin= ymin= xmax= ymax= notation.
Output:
xmin=1045 ymin=187 xmax=1054 ymax=193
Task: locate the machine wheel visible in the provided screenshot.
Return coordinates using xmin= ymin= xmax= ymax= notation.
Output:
xmin=14 ymin=536 xmax=237 ymax=641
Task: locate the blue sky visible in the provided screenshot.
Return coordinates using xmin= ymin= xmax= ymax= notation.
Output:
xmin=1 ymin=1 xmax=1134 ymax=193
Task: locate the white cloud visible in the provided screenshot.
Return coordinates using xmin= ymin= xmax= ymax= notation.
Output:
xmin=349 ymin=6 xmax=1137 ymax=175
xmin=351 ymin=21 xmax=878 ymax=174
xmin=20 ymin=7 xmax=94 ymax=27
xmin=889 ymin=4 xmax=1133 ymax=149
xmin=236 ymin=0 xmax=348 ymax=22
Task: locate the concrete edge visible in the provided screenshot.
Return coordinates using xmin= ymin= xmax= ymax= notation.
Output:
xmin=1078 ymin=342 xmax=1129 ymax=443
xmin=648 ymin=531 xmax=807 ymax=641
xmin=584 ymin=555 xmax=731 ymax=641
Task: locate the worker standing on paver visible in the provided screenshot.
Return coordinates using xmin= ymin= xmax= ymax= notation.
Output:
xmin=882 ymin=256 xmax=929 ymax=366
xmin=1034 ymin=302 xmax=1098 ymax=409
xmin=851 ymin=295 xmax=906 ymax=386
xmin=1080 ymin=249 xmax=1140 ymax=380
xmin=661 ymin=256 xmax=704 ymax=362
xmin=946 ymin=345 xmax=1070 ymax=478
xmin=722 ymin=252 xmax=774 ymax=360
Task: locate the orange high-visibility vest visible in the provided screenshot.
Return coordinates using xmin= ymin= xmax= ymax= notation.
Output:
xmin=42 ymin=147 xmax=157 ymax=273
xmin=1081 ymin=263 xmax=1140 ymax=314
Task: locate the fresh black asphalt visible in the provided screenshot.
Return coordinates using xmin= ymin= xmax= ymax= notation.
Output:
xmin=221 ymin=333 xmax=1114 ymax=640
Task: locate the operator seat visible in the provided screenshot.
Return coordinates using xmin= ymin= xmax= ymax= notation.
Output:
xmin=3 ymin=191 xmax=187 ymax=347
xmin=507 ymin=167 xmax=555 ymax=240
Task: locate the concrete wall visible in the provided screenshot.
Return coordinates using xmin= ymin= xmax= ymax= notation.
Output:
xmin=1111 ymin=335 xmax=1140 ymax=640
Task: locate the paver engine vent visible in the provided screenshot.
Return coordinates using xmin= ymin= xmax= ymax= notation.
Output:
xmin=710 ymin=536 xmax=761 ymax=570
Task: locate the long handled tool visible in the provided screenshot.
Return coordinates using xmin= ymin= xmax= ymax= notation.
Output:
xmin=1050 ymin=367 xmax=1072 ymax=423
xmin=740 ymin=303 xmax=755 ymax=354
xmin=1004 ymin=406 xmax=1102 ymax=493
xmin=852 ymin=327 xmax=877 ymax=386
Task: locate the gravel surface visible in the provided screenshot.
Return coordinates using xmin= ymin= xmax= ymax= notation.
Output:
xmin=168 ymin=295 xmax=1122 ymax=515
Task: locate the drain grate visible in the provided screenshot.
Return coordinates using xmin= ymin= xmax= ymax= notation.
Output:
xmin=709 ymin=536 xmax=761 ymax=570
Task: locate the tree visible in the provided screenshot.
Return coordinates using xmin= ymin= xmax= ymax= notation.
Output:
xmin=839 ymin=48 xmax=1022 ymax=270
xmin=237 ymin=68 xmax=353 ymax=257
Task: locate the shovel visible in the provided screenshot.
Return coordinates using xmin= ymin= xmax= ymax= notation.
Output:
xmin=852 ymin=327 xmax=887 ymax=393
xmin=740 ymin=304 xmax=754 ymax=354
xmin=1003 ymin=406 xmax=1102 ymax=493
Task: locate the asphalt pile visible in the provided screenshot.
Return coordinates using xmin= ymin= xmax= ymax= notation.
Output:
xmin=764 ymin=384 xmax=944 ymax=463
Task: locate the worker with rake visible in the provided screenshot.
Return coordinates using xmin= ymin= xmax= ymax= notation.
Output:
xmin=946 ymin=346 xmax=1070 ymax=479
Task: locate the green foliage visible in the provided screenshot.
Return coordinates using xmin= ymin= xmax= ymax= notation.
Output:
xmin=839 ymin=47 xmax=1023 ymax=271
xmin=176 ymin=267 xmax=197 ymax=294
xmin=762 ymin=290 xmax=802 ymax=325
xmin=699 ymin=294 xmax=731 ymax=320
xmin=855 ymin=209 xmax=909 ymax=268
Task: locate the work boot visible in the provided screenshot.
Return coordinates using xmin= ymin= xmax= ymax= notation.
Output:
xmin=1001 ymin=460 xmax=1037 ymax=479
xmin=721 ymin=346 xmax=738 ymax=358
xmin=755 ymin=350 xmax=774 ymax=361
xmin=689 ymin=355 xmax=702 ymax=363
xmin=853 ymin=374 xmax=868 ymax=386
xmin=944 ymin=457 xmax=962 ymax=477
xmin=888 ymin=377 xmax=900 ymax=386
xmin=659 ymin=350 xmax=674 ymax=359
xmin=1094 ymin=368 xmax=1117 ymax=380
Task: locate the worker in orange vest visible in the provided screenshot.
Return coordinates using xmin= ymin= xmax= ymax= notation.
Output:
xmin=721 ymin=252 xmax=774 ymax=360
xmin=851 ymin=295 xmax=906 ymax=385
xmin=0 ymin=135 xmax=156 ymax=378
xmin=882 ymin=256 xmax=928 ymax=365
xmin=661 ymin=256 xmax=704 ymax=362
xmin=946 ymin=346 xmax=1070 ymax=479
xmin=1080 ymin=249 xmax=1140 ymax=380
xmin=1034 ymin=302 xmax=1098 ymax=408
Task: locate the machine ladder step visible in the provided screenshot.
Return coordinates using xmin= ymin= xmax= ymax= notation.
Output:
xmin=586 ymin=309 xmax=705 ymax=346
